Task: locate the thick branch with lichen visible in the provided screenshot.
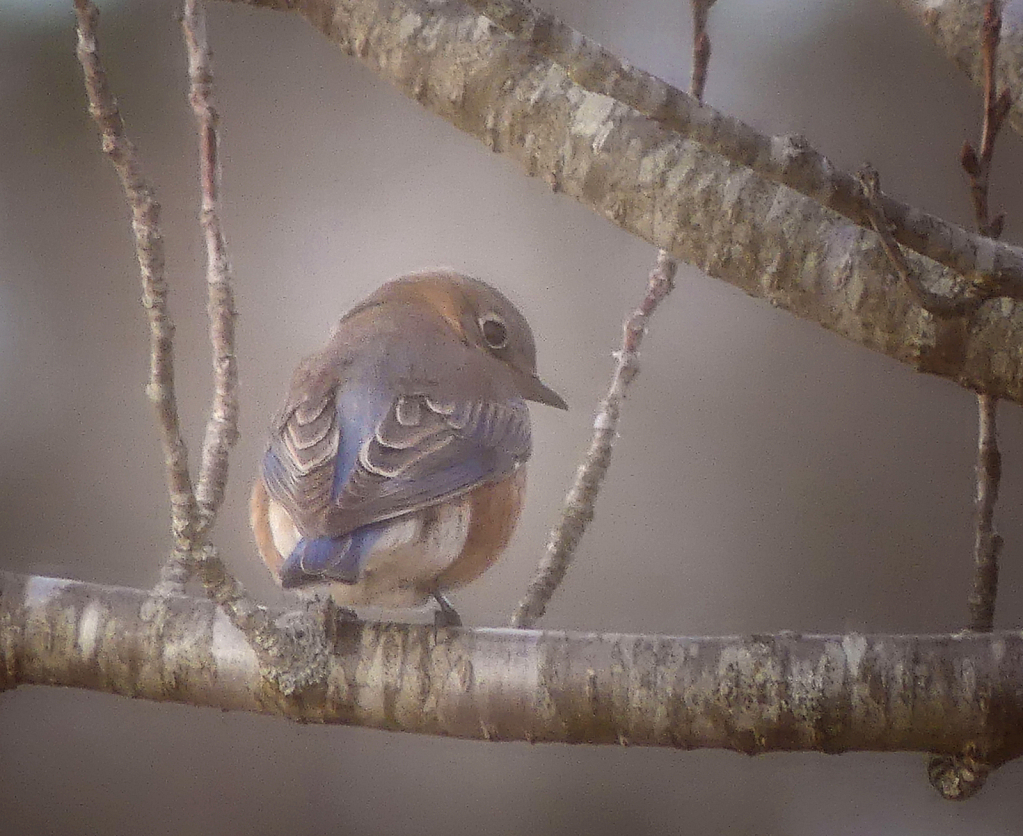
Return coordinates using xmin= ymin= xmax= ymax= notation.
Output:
xmin=462 ymin=0 xmax=1023 ymax=297
xmin=222 ymin=0 xmax=1023 ymax=406
xmin=3 ymin=570 xmax=1023 ymax=766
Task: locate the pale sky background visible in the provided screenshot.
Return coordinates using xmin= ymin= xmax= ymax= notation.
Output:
xmin=3 ymin=0 xmax=1023 ymax=833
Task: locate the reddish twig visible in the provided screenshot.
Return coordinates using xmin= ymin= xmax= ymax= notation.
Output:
xmin=689 ymin=0 xmax=715 ymax=102
xmin=960 ymin=1 xmax=1011 ymax=240
xmin=182 ymin=0 xmax=241 ymax=534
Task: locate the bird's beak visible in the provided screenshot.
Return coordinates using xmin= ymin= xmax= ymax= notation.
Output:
xmin=520 ymin=372 xmax=568 ymax=410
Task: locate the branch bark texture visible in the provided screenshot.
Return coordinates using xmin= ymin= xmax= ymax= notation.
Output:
xmin=222 ymin=0 xmax=1023 ymax=406
xmin=3 ymin=571 xmax=1023 ymax=766
xmin=462 ymin=0 xmax=1023 ymax=297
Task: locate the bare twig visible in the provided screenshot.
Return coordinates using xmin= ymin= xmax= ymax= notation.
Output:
xmin=961 ymin=1 xmax=1012 ymax=239
xmin=182 ymin=0 xmax=240 ymax=534
xmin=968 ymin=393 xmax=1002 ymax=633
xmin=927 ymin=0 xmax=1011 ymax=801
xmin=511 ymin=0 xmax=717 ymax=627
xmin=509 ymin=0 xmax=719 ymax=627
xmin=512 ymin=252 xmax=677 ymax=628
xmin=76 ymin=0 xmax=246 ymax=605
xmin=961 ymin=0 xmax=1010 ymax=638
xmin=73 ymin=0 xmax=200 ymax=561
xmin=688 ymin=0 xmax=715 ymax=102
xmin=856 ymin=165 xmax=987 ymax=318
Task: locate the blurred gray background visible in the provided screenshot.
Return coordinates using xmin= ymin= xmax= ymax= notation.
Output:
xmin=4 ymin=0 xmax=1023 ymax=832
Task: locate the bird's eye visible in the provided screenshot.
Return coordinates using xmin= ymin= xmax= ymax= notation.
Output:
xmin=479 ymin=313 xmax=508 ymax=350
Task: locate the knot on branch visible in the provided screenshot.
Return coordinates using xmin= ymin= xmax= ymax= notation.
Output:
xmin=927 ymin=749 xmax=991 ymax=800
xmin=253 ymin=597 xmax=361 ymax=707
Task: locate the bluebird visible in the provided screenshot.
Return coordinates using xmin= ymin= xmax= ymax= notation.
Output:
xmin=250 ymin=271 xmax=566 ymax=623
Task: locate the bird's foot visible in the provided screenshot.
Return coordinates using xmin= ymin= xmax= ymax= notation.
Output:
xmin=433 ymin=592 xmax=462 ymax=628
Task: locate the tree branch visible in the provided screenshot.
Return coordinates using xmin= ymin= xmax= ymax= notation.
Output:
xmin=459 ymin=0 xmax=1023 ymax=296
xmin=4 ymin=570 xmax=1023 ymax=766
xmin=220 ymin=0 xmax=1023 ymax=407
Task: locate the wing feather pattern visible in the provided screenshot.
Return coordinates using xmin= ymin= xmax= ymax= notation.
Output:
xmin=263 ymin=387 xmax=531 ymax=543
xmin=262 ymin=383 xmax=339 ymax=534
xmin=328 ymin=393 xmax=531 ymax=533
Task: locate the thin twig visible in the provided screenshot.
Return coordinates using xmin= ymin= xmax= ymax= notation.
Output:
xmin=856 ymin=165 xmax=986 ymax=318
xmin=960 ymin=2 xmax=1011 ymax=240
xmin=927 ymin=0 xmax=1011 ymax=801
xmin=509 ymin=1 xmax=718 ymax=627
xmin=73 ymin=0 xmax=200 ymax=558
xmin=76 ymin=0 xmax=243 ymax=601
xmin=512 ymin=253 xmax=677 ymax=628
xmin=961 ymin=0 xmax=1010 ymax=637
xmin=182 ymin=0 xmax=240 ymax=534
xmin=688 ymin=0 xmax=715 ymax=102
xmin=968 ymin=393 xmax=1002 ymax=633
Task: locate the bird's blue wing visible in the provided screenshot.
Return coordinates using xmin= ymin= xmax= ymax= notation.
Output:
xmin=262 ymin=372 xmax=341 ymax=537
xmin=329 ymin=392 xmax=532 ymax=532
xmin=263 ymin=371 xmax=532 ymax=586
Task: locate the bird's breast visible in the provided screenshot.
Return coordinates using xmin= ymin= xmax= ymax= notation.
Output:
xmin=434 ymin=465 xmax=527 ymax=590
